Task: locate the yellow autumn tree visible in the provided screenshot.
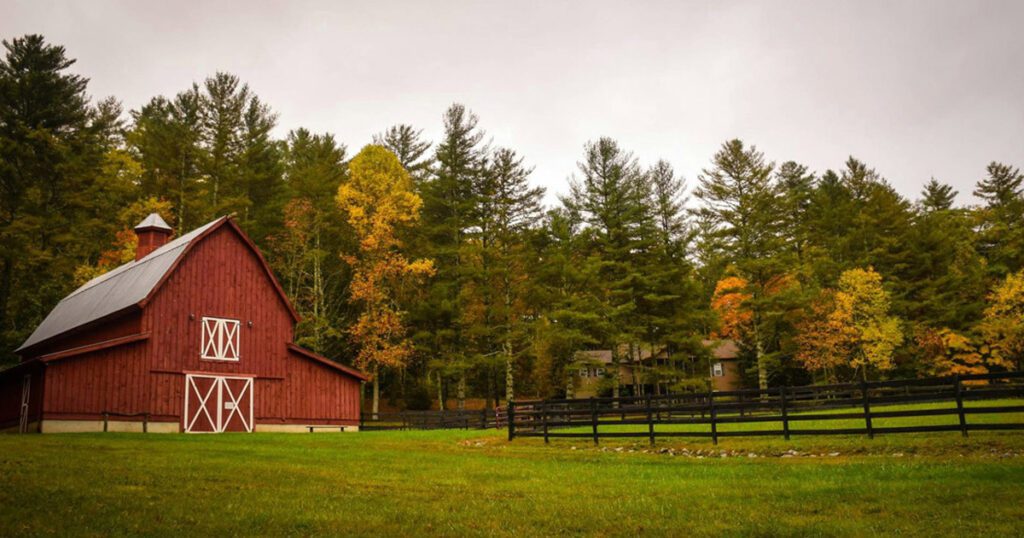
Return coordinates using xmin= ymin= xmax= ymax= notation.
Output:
xmin=337 ymin=145 xmax=435 ymax=416
xmin=978 ymin=270 xmax=1024 ymax=372
xmin=795 ymin=267 xmax=903 ymax=381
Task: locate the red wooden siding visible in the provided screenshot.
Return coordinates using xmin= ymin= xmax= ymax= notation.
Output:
xmin=43 ymin=341 xmax=152 ymax=420
xmin=278 ymin=348 xmax=360 ymax=424
xmin=141 ymin=225 xmax=295 ymax=423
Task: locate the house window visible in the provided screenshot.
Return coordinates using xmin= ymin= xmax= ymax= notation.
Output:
xmin=596 ymin=368 xmax=605 ymax=377
xmin=201 ymin=317 xmax=240 ymax=361
xmin=579 ymin=368 xmax=589 ymax=378
xmin=712 ymin=362 xmax=724 ymax=377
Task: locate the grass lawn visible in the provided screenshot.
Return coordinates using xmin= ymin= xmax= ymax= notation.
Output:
xmin=2 ymin=419 xmax=1024 ymax=537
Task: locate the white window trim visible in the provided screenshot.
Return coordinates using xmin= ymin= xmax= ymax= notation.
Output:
xmin=201 ymin=316 xmax=241 ymax=362
xmin=712 ymin=362 xmax=724 ymax=377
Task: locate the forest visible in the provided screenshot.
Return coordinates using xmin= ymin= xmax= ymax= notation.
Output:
xmin=1 ymin=34 xmax=1022 ymax=412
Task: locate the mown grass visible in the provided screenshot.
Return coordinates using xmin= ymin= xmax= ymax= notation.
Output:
xmin=1 ymin=420 xmax=1023 ymax=537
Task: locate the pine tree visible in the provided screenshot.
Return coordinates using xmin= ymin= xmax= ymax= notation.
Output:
xmin=642 ymin=160 xmax=705 ymax=392
xmin=373 ymin=124 xmax=433 ymax=182
xmin=562 ymin=137 xmax=654 ymax=397
xmin=0 ymin=35 xmax=120 ymax=363
xmin=266 ymin=129 xmax=349 ymax=357
xmin=974 ymin=162 xmax=1024 ymax=278
xmin=695 ymin=140 xmax=788 ymax=391
xmin=414 ymin=103 xmax=488 ymax=408
xmin=920 ymin=178 xmax=957 ymax=212
xmin=474 ymin=147 xmax=544 ymax=403
xmin=129 ymin=89 xmax=205 ymax=230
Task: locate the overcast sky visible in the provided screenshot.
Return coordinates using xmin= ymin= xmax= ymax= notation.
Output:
xmin=4 ymin=0 xmax=1023 ymax=206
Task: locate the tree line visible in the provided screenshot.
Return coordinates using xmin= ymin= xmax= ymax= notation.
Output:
xmin=1 ymin=35 xmax=1022 ymax=412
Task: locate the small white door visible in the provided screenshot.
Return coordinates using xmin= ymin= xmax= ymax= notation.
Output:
xmin=18 ymin=374 xmax=30 ymax=434
xmin=184 ymin=374 xmax=253 ymax=433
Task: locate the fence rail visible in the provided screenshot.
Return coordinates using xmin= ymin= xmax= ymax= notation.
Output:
xmin=507 ymin=372 xmax=1024 ymax=445
xmin=361 ymin=408 xmax=500 ymax=431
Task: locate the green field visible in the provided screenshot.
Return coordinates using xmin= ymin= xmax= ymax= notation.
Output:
xmin=2 ymin=419 xmax=1024 ymax=537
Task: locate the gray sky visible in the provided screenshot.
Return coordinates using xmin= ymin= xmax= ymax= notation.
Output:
xmin=4 ymin=0 xmax=1023 ymax=206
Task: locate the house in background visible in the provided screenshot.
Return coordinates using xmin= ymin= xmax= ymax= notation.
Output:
xmin=571 ymin=339 xmax=742 ymax=397
xmin=707 ymin=339 xmax=742 ymax=392
xmin=0 ymin=214 xmax=366 ymax=434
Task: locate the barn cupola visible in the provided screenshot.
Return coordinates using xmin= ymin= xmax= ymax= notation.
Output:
xmin=134 ymin=213 xmax=173 ymax=260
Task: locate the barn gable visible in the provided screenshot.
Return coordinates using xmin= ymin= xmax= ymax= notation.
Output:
xmin=16 ymin=216 xmax=298 ymax=357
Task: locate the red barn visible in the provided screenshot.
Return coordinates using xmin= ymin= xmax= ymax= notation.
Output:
xmin=0 ymin=214 xmax=366 ymax=433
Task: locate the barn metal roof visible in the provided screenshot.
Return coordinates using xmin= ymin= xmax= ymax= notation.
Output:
xmin=16 ymin=217 xmax=223 ymax=353
xmin=135 ymin=212 xmax=172 ymax=231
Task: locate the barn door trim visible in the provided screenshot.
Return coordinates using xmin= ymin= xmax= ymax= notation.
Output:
xmin=183 ymin=374 xmax=254 ymax=433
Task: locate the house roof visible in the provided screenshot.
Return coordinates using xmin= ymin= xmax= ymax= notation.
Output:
xmin=575 ymin=340 xmax=740 ymax=364
xmin=703 ymin=339 xmax=740 ymax=359
xmin=17 ymin=216 xmax=299 ymax=354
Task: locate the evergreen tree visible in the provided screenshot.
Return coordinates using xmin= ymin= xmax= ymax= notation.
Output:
xmin=266 ymin=129 xmax=349 ymax=357
xmin=129 ymin=89 xmax=205 ymax=230
xmin=974 ymin=162 xmax=1024 ymax=278
xmin=414 ymin=103 xmax=488 ymax=408
xmin=920 ymin=178 xmax=957 ymax=212
xmin=0 ymin=35 xmax=121 ymax=363
xmin=695 ymin=139 xmax=789 ymax=391
xmin=562 ymin=137 xmax=654 ymax=396
xmin=473 ymin=147 xmax=544 ymax=403
xmin=373 ymin=124 xmax=433 ymax=182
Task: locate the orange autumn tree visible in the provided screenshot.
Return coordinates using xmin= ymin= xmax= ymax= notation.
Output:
xmin=337 ymin=145 xmax=434 ymax=416
xmin=710 ymin=276 xmax=752 ymax=340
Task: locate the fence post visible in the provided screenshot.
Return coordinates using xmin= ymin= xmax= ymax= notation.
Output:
xmin=481 ymin=408 xmax=487 ymax=430
xmin=780 ymin=385 xmax=790 ymax=441
xmin=542 ymin=401 xmax=550 ymax=444
xmin=646 ymin=393 xmax=655 ymax=446
xmin=143 ymin=413 xmax=149 ymax=434
xmin=103 ymin=413 xmax=109 ymax=433
xmin=507 ymin=401 xmax=515 ymax=441
xmin=590 ymin=397 xmax=599 ymax=445
xmin=861 ymin=379 xmax=874 ymax=439
xmin=709 ymin=392 xmax=718 ymax=445
xmin=955 ymin=374 xmax=968 ymax=438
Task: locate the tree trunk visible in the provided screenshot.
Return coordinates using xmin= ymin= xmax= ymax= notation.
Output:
xmin=504 ymin=273 xmax=515 ymax=403
xmin=753 ymin=316 xmax=768 ymax=397
xmin=436 ymin=371 xmax=445 ymax=411
xmin=372 ymin=364 xmax=380 ymax=420
xmin=457 ymin=372 xmax=466 ymax=410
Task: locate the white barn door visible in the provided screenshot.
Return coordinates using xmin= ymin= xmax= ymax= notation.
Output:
xmin=184 ymin=374 xmax=253 ymax=433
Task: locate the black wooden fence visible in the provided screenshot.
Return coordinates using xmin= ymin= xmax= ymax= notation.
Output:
xmin=507 ymin=372 xmax=1024 ymax=444
xmin=361 ymin=408 xmax=500 ymax=430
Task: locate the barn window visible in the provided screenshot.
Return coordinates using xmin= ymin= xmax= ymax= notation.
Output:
xmin=712 ymin=362 xmax=724 ymax=377
xmin=201 ymin=317 xmax=240 ymax=361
